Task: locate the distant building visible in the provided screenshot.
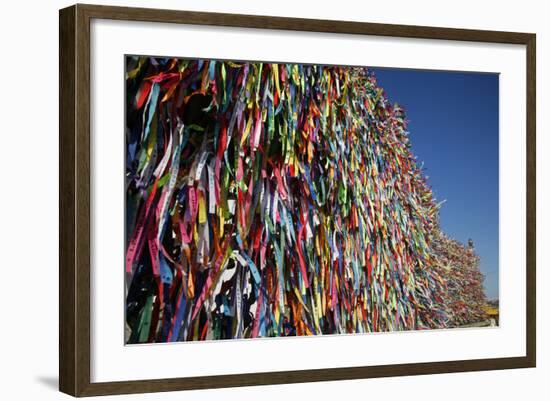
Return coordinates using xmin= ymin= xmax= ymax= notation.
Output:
xmin=483 ymin=304 xmax=499 ymax=325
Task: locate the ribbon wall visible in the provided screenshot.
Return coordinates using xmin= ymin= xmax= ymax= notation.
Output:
xmin=432 ymin=233 xmax=488 ymax=327
xmin=124 ymin=56 xmax=487 ymax=343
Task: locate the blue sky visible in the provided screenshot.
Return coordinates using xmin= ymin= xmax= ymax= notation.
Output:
xmin=371 ymin=67 xmax=499 ymax=300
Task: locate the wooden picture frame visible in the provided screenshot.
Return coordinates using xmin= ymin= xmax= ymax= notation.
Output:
xmin=59 ymin=3 xmax=536 ymax=397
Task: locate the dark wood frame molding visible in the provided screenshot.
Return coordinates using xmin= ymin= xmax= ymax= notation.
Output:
xmin=59 ymin=3 xmax=536 ymax=397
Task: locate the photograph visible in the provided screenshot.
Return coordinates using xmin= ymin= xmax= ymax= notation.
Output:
xmin=0 ymin=0 xmax=541 ymax=398
xmin=124 ymin=56 xmax=499 ymax=344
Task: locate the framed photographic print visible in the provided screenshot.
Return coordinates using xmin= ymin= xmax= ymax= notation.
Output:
xmin=59 ymin=3 xmax=536 ymax=397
